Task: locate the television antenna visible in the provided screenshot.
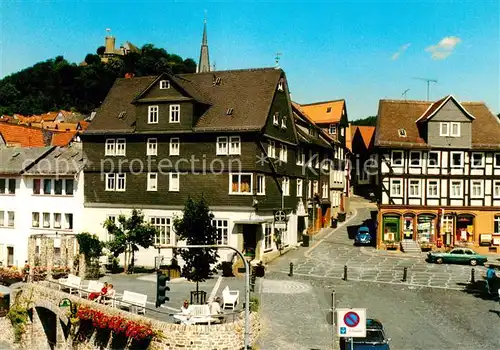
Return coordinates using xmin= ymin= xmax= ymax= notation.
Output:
xmin=275 ymin=52 xmax=282 ymax=69
xmin=402 ymin=89 xmax=410 ymax=100
xmin=413 ymin=77 xmax=437 ymax=101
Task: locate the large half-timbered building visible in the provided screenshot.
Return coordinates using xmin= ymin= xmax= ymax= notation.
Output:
xmin=374 ymin=95 xmax=500 ymax=253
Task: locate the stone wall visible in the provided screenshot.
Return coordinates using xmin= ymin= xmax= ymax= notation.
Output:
xmin=2 ymin=282 xmax=260 ymax=350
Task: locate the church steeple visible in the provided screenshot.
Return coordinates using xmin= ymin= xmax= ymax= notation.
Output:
xmin=197 ymin=17 xmax=210 ymax=73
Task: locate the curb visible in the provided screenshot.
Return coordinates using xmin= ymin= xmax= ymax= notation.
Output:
xmin=304 ymin=207 xmax=360 ymax=258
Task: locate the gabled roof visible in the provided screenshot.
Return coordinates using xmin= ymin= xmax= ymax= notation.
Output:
xmin=297 ymin=99 xmax=345 ymax=124
xmin=24 ymin=144 xmax=87 ymax=175
xmin=415 ymin=94 xmax=476 ymax=123
xmin=291 ymin=102 xmax=332 ymax=149
xmin=375 ymin=97 xmax=500 ymax=149
xmin=353 ymin=126 xmax=376 ymax=151
xmin=0 ymin=147 xmax=53 ymax=174
xmin=51 ymin=131 xmax=77 ymax=146
xmin=0 ymin=123 xmax=47 ymax=147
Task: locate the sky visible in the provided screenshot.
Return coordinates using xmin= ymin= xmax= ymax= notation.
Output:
xmin=1 ymin=0 xmax=499 ymax=119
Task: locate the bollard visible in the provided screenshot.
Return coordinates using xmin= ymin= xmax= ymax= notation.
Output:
xmin=470 ymin=268 xmax=475 ymax=283
xmin=343 ymin=265 xmax=348 ymax=281
xmin=289 ymin=262 xmax=294 ymax=277
xmin=402 ymin=267 xmax=408 ymax=282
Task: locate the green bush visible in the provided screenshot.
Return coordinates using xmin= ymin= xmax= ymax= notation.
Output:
xmin=250 ymin=295 xmax=260 ymax=312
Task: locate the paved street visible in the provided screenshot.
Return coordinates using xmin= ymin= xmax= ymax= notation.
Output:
xmin=258 ymin=198 xmax=500 ymax=350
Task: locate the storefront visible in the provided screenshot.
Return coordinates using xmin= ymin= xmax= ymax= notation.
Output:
xmin=382 ymin=215 xmax=400 ymax=242
xmin=442 ymin=215 xmax=454 ymax=246
xmin=417 ymin=214 xmax=436 ymax=243
xmin=402 ymin=214 xmax=415 ymax=240
xmin=455 ymin=214 xmax=474 ymax=244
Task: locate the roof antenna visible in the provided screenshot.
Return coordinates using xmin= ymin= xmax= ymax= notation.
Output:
xmin=413 ymin=77 xmax=438 ymax=101
xmin=401 ymin=89 xmax=410 ymax=100
xmin=274 ymin=52 xmax=282 ymax=69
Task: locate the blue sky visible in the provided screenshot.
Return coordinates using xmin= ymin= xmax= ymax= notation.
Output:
xmin=1 ymin=0 xmax=499 ymax=119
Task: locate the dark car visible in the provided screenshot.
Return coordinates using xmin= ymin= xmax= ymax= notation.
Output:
xmin=354 ymin=226 xmax=372 ymax=246
xmin=340 ymin=319 xmax=391 ymax=350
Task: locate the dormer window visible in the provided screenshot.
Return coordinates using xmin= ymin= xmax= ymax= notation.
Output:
xmin=398 ymin=128 xmax=407 ymax=137
xmin=278 ymin=79 xmax=284 ymax=91
xmin=159 ymin=80 xmax=170 ymax=89
xmin=273 ymin=112 xmax=279 ymax=126
xmin=281 ymin=116 xmax=287 ymax=129
xmin=226 ymin=108 xmax=234 ymax=116
xmin=326 ymin=107 xmax=332 ymax=113
xmin=213 ymin=76 xmax=222 ymax=85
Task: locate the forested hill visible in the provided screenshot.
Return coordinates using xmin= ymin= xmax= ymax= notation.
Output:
xmin=0 ymin=44 xmax=197 ymax=115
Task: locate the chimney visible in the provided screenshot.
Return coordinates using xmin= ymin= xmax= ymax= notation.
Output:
xmin=125 ymin=73 xmax=135 ymax=79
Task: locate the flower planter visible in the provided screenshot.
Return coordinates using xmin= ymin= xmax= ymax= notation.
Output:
xmin=420 ymin=246 xmax=432 ymax=252
xmin=385 ymin=243 xmax=398 ymax=251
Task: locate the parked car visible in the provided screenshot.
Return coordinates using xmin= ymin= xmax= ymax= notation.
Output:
xmin=354 ymin=226 xmax=372 ymax=246
xmin=427 ymin=248 xmax=487 ymax=266
xmin=340 ymin=319 xmax=391 ymax=350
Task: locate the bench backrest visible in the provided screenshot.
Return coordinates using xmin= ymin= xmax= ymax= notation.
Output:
xmin=222 ymin=286 xmax=230 ymax=297
xmin=122 ymin=290 xmax=147 ymax=306
xmin=189 ymin=305 xmax=210 ymax=317
xmin=87 ymin=280 xmax=103 ymax=292
xmin=67 ymin=274 xmax=81 ymax=286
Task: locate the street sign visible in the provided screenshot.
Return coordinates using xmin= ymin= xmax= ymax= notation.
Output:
xmin=274 ymin=222 xmax=287 ymax=229
xmin=336 ymin=308 xmax=366 ymax=338
xmin=274 ymin=210 xmax=287 ymax=222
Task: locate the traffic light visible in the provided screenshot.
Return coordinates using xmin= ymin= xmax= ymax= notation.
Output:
xmin=155 ymin=270 xmax=170 ymax=307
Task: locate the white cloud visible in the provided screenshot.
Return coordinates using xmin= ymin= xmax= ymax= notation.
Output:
xmin=391 ymin=43 xmax=411 ymax=60
xmin=425 ymin=36 xmax=462 ymax=60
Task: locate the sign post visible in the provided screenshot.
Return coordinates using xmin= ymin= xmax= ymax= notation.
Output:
xmin=274 ymin=210 xmax=287 ymax=230
xmin=337 ymin=308 xmax=367 ymax=340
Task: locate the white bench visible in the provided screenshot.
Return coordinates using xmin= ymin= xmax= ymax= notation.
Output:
xmin=173 ymin=305 xmax=218 ymax=325
xmin=222 ymin=286 xmax=239 ymax=310
xmin=59 ymin=274 xmax=81 ymax=295
xmin=80 ymin=280 xmax=103 ymax=298
xmin=121 ymin=290 xmax=147 ymax=314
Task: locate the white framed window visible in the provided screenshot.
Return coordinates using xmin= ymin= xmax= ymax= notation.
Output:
xmin=313 ymin=180 xmax=319 ymax=195
xmin=494 ymin=154 xmax=500 ymax=168
xmin=65 ymin=179 xmax=74 ymax=196
xmin=147 ymin=173 xmax=158 ymax=191
xmin=297 ymin=151 xmax=305 ymax=166
xmin=169 ymin=173 xmax=179 ymax=192
xmin=256 ymin=174 xmax=266 ymax=195
xmin=159 ymin=80 xmax=170 ymax=89
xmin=116 ymin=138 xmax=126 ymax=156
xmin=147 ymin=138 xmax=157 ymax=156
xmin=229 ymin=173 xmax=253 ymax=194
xmin=471 ymin=180 xmax=483 ymax=198
xmin=7 ymin=212 xmax=14 ymax=227
xmin=273 ymin=113 xmax=279 ymax=126
xmin=450 ymin=122 xmax=461 ymax=137
xmin=151 ymin=217 xmax=172 ymax=245
xmin=64 ymin=214 xmax=73 ymax=230
xmin=409 ymin=179 xmax=421 ymax=197
xmin=282 ymin=177 xmax=290 ymax=196
xmin=391 ymin=151 xmax=403 ymax=166
xmin=32 ymin=212 xmax=40 ymax=228
xmin=279 ymin=144 xmax=288 ymax=162
xmin=169 ymin=104 xmax=180 ymax=123
xmin=329 ymin=124 xmax=336 ymax=135
xmin=471 ymin=152 xmax=484 ymax=168
xmin=390 ymin=178 xmax=402 ymax=197
xmin=427 ymin=180 xmax=439 ymax=198
xmin=341 ymin=128 xmax=345 ymax=137
xmin=428 ymin=151 xmax=440 ymax=167
xmin=116 ymin=174 xmax=126 ymax=191
xmin=43 ymin=212 xmax=50 ymax=228
xmin=322 ymin=183 xmax=328 ymax=198
xmin=105 ymin=174 xmax=115 ymax=191
xmin=450 ymin=180 xmax=463 ymax=198
xmin=409 ymin=151 xmax=421 ymax=167
xmin=213 ymin=219 xmax=229 ymax=245
xmin=229 ymin=136 xmax=241 ymax=155
xmin=281 ymin=116 xmax=287 ymax=129
xmin=264 ymin=222 xmax=273 ymax=250
xmin=451 ymin=152 xmax=464 ymax=168
xmin=148 ymin=105 xmax=159 ymax=124
xmin=296 ymin=179 xmax=303 ymax=197
xmin=169 ymin=138 xmax=180 ymax=156
xmin=268 ymin=141 xmax=276 ymax=158
xmin=0 ymin=178 xmax=15 ymax=195
xmin=53 ymin=213 xmax=62 ymax=229
xmin=216 ymin=137 xmax=228 ymax=155
xmin=105 ymin=139 xmax=116 ymax=156
xmin=307 ymin=180 xmax=312 ymax=198
xmin=494 ymin=180 xmax=500 ymax=199
xmin=439 ymin=122 xmax=449 ymax=136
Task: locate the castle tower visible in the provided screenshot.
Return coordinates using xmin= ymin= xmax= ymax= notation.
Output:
xmin=104 ymin=28 xmax=116 ymax=54
xmin=197 ymin=18 xmax=210 ymax=73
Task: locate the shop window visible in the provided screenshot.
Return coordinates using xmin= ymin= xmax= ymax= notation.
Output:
xmin=403 ymin=215 xmax=414 ymax=239
xmin=382 ymin=215 xmax=400 ymax=242
xmin=456 ymin=215 xmax=474 ymax=243
xmin=417 ymin=214 xmax=436 ymax=243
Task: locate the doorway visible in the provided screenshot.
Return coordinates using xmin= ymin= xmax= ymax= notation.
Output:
xmin=243 ymin=225 xmax=257 ymax=258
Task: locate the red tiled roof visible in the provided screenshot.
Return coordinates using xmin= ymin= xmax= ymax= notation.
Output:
xmin=356 ymin=126 xmax=376 ymax=150
xmin=0 ymin=123 xmax=47 ymax=147
xmin=51 ymin=131 xmax=77 ymax=146
xmin=298 ymin=100 xmax=345 ymax=124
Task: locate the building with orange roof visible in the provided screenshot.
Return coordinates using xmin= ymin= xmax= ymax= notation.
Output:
xmin=0 ymin=123 xmax=81 ymax=148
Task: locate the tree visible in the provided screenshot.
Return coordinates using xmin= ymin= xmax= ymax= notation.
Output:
xmin=104 ymin=209 xmax=157 ymax=273
xmin=96 ymin=46 xmax=106 ymax=55
xmin=84 ymin=54 xmax=101 ymax=65
xmin=351 ymin=116 xmax=377 ymax=126
xmin=76 ymin=233 xmax=103 ymax=278
xmin=174 ymin=196 xmax=220 ymax=293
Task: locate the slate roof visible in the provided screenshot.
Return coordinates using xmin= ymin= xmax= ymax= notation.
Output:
xmin=291 ymin=102 xmax=332 ymax=149
xmin=0 ymin=147 xmax=52 ymax=174
xmin=86 ymin=68 xmax=283 ymax=134
xmin=24 ymin=144 xmax=87 ymax=175
xmin=298 ymin=100 xmax=345 ymax=124
xmin=374 ymin=97 xmax=500 ymax=149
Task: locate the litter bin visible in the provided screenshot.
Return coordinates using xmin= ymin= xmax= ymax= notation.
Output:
xmin=302 ymin=234 xmax=310 ymax=247
xmin=338 ymin=212 xmax=346 ymax=222
xmin=331 ymin=218 xmax=338 ymax=228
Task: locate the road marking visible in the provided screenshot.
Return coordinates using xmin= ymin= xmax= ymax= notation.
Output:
xmin=207 ymin=275 xmax=223 ymax=303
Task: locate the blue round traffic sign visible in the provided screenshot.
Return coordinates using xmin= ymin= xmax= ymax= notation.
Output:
xmin=343 ymin=311 xmax=360 ymax=327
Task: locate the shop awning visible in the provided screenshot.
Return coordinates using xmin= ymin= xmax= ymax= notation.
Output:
xmin=233 ymin=219 xmax=268 ymax=225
